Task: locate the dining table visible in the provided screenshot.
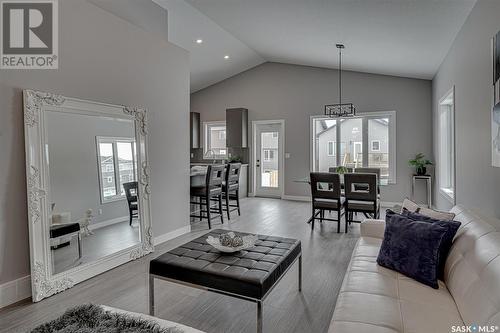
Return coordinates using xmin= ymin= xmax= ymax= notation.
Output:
xmin=294 ymin=174 xmax=384 ymax=225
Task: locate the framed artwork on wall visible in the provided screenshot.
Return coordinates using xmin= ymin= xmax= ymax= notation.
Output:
xmin=492 ymin=30 xmax=500 ymax=167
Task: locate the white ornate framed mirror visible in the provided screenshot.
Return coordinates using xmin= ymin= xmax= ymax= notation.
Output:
xmin=23 ymin=90 xmax=153 ymax=302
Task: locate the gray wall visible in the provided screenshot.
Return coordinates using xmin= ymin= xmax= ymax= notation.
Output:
xmin=432 ymin=0 xmax=500 ymax=219
xmin=191 ymin=62 xmax=432 ymax=202
xmin=0 ymin=0 xmax=189 ymax=285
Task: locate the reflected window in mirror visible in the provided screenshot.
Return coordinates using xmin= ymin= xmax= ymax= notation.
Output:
xmin=96 ymin=137 xmax=137 ymax=203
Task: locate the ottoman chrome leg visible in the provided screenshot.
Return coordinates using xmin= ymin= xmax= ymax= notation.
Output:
xmin=298 ymin=254 xmax=302 ymax=291
xmin=257 ymin=300 xmax=263 ymax=333
xmin=149 ymin=275 xmax=155 ymax=316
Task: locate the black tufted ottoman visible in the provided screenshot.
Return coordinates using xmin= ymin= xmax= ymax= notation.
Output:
xmin=149 ymin=229 xmax=302 ymax=333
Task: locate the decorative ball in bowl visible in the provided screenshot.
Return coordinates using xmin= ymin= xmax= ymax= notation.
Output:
xmin=207 ymin=232 xmax=258 ymax=253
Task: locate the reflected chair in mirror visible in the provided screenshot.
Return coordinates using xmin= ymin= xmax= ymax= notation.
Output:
xmin=221 ymin=163 xmax=242 ymax=220
xmin=123 ymin=181 xmax=138 ymax=226
xmin=190 ymin=164 xmax=225 ymax=229
xmin=50 ymin=223 xmax=82 ymax=261
xmin=309 ymin=172 xmax=345 ymax=232
xmin=344 ymin=173 xmax=380 ymax=233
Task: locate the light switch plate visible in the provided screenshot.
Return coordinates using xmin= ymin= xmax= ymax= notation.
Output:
xmin=285 ymin=153 xmax=291 ymax=159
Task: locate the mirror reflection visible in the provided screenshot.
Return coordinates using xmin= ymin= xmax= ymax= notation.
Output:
xmin=45 ymin=111 xmax=141 ymax=275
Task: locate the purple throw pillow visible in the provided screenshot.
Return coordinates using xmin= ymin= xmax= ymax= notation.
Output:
xmin=400 ymin=209 xmax=461 ymax=280
xmin=377 ymin=211 xmax=449 ymax=289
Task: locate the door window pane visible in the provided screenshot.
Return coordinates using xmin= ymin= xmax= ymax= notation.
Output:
xmin=261 ymin=132 xmax=279 ymax=187
xmin=368 ymin=118 xmax=389 ymax=180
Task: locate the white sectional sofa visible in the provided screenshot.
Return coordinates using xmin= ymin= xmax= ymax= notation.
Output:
xmin=329 ymin=205 xmax=500 ymax=333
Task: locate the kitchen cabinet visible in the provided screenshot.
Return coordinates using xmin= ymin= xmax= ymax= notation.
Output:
xmin=190 ymin=112 xmax=201 ymax=149
xmin=226 ymin=108 xmax=248 ymax=148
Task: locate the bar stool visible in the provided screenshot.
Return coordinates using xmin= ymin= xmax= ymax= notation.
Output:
xmin=222 ymin=163 xmax=242 ymax=220
xmin=190 ymin=164 xmax=225 ymax=229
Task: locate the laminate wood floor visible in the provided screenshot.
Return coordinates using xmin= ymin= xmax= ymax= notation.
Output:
xmin=52 ymin=220 xmax=140 ymax=274
xmin=0 ymin=198 xmax=377 ymax=333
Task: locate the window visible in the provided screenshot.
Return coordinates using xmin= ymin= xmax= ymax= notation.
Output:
xmin=203 ymin=121 xmax=227 ymax=158
xmin=327 ymin=141 xmax=336 ymax=156
xmin=311 ymin=111 xmax=396 ymax=183
xmin=438 ymin=89 xmax=455 ymax=201
xmin=97 ymin=137 xmax=137 ymax=203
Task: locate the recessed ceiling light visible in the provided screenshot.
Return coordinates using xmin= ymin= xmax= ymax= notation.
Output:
xmin=224 ymin=55 xmax=230 ymax=59
xmin=195 ymin=39 xmax=203 ymax=44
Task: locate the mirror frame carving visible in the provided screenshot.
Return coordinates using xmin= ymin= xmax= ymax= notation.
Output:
xmin=23 ymin=89 xmax=154 ymax=302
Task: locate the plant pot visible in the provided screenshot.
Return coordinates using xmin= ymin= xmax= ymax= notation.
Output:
xmin=416 ymin=166 xmax=427 ymax=176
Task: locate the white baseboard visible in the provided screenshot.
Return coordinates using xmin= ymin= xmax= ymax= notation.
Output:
xmin=88 ymin=216 xmax=129 ymax=231
xmin=153 ymin=225 xmax=191 ymax=246
xmin=0 ymin=275 xmax=31 ymax=308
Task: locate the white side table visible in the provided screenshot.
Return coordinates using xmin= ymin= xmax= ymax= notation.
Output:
xmin=411 ymin=175 xmax=432 ymax=208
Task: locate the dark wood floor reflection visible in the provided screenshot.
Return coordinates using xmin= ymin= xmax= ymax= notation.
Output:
xmin=1 ymin=198 xmax=370 ymax=333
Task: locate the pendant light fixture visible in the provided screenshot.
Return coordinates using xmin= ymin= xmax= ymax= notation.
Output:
xmin=324 ymin=44 xmax=356 ymax=118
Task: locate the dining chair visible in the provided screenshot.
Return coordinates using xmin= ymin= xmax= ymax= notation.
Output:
xmin=309 ymin=172 xmax=345 ymax=232
xmin=190 ymin=164 xmax=225 ymax=229
xmin=344 ymin=173 xmax=380 ymax=233
xmin=123 ymin=181 xmax=138 ymax=226
xmin=354 ymin=167 xmax=381 ymax=195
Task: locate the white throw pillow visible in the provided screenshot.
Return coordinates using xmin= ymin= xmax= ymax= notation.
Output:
xmin=400 ymin=198 xmax=420 ymax=213
xmin=418 ymin=207 xmax=456 ymax=221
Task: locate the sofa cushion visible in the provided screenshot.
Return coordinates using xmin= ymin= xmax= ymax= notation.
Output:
xmin=377 ymin=213 xmax=448 ymax=288
xmin=330 ymin=234 xmax=463 ymax=333
xmin=401 ymin=209 xmax=461 ymax=279
xmin=444 ymin=206 xmax=500 ymax=326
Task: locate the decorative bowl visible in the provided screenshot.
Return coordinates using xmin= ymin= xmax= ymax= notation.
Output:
xmin=206 ymin=232 xmax=258 ymax=253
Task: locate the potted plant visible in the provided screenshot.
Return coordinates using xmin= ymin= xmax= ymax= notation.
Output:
xmin=409 ymin=153 xmax=433 ymax=176
xmin=335 ymin=166 xmax=349 ymax=174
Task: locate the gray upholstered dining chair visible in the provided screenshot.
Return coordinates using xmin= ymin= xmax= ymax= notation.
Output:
xmin=309 ymin=172 xmax=345 ymax=232
xmin=354 ymin=167 xmax=381 ymax=195
xmin=344 ymin=173 xmax=380 ymax=233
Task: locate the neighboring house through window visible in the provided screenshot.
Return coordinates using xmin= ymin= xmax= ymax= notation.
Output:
xmin=327 ymin=141 xmax=336 ymax=156
xmin=97 ymin=137 xmax=137 ymax=203
xmin=311 ymin=111 xmax=396 ymax=183
xmin=203 ymin=121 xmax=227 ymax=158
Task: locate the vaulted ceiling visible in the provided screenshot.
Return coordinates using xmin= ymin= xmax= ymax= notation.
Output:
xmin=155 ymin=0 xmax=477 ymax=92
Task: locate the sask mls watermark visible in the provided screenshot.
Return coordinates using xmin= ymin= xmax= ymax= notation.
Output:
xmin=1 ymin=0 xmax=58 ymax=69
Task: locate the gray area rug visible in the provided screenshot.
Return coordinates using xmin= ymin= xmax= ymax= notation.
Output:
xmin=30 ymin=304 xmax=183 ymax=333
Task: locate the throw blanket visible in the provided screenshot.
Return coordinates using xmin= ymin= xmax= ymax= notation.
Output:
xmin=30 ymin=304 xmax=184 ymax=333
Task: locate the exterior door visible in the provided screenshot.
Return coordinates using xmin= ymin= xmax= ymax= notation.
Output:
xmin=255 ymin=122 xmax=283 ymax=197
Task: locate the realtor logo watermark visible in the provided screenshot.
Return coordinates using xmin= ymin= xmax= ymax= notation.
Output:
xmin=1 ymin=0 xmax=58 ymax=69
xmin=451 ymin=325 xmax=500 ymax=333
